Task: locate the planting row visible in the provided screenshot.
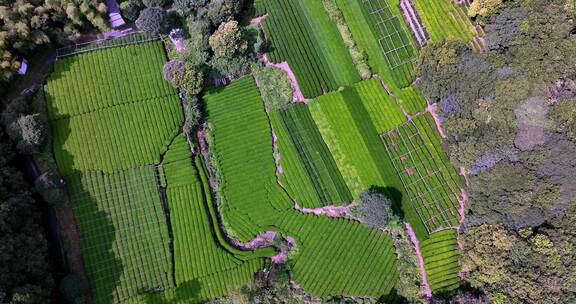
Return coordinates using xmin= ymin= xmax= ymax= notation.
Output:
xmin=66 ymin=167 xmax=173 ymax=304
xmin=262 ymin=0 xmax=359 ymax=98
xmin=52 ymin=96 xmax=182 ymax=176
xmin=204 ymin=77 xmax=400 ymax=298
xmin=269 ymin=104 xmax=352 ymax=208
xmin=336 ymin=0 xmax=416 ymax=87
xmin=421 ymin=229 xmax=461 ymax=292
xmin=46 ymin=41 xmax=176 ymax=119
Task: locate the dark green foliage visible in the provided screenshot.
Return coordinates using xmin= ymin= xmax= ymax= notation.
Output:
xmin=0 ymin=128 xmax=53 ymax=303
xmin=34 ymin=171 xmax=64 ymax=206
xmin=484 ymin=7 xmax=527 ymax=52
xmin=1 ymin=92 xmax=48 ymax=155
xmin=183 ymin=96 xmax=201 ymax=136
xmin=0 ymin=0 xmax=110 ymax=81
xmin=143 ymin=0 xmax=166 ymax=7
xmin=206 ymin=0 xmax=243 ymax=26
xmin=59 ymin=274 xmax=85 ymax=304
xmin=136 ymin=7 xmax=169 ymax=36
xmin=173 ymin=63 xmax=205 ymax=96
xmin=416 ymin=40 xmax=495 ymax=103
xmin=120 ymin=0 xmax=145 ymax=21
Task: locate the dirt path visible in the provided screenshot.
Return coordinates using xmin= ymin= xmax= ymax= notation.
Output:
xmin=405 ymin=223 xmax=432 ymax=298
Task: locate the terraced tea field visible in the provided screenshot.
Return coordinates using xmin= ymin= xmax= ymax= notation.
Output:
xmin=421 ymin=230 xmax=461 ymax=293
xmin=43 ymin=0 xmax=481 ymax=297
xmin=205 ymin=76 xmax=401 ymax=298
xmin=269 ymin=104 xmax=352 ymax=208
xmin=262 ymin=0 xmax=360 ymax=98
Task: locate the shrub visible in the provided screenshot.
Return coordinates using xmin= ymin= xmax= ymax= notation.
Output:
xmin=59 ymin=274 xmax=85 ymax=304
xmin=136 ymin=7 xmax=168 ymax=36
xmin=206 ymin=0 xmax=242 ymax=26
xmin=143 ymin=0 xmax=165 ymax=7
xmin=183 ymin=97 xmax=201 ymax=136
xmin=357 ymin=189 xmax=394 ymax=229
xmin=7 ymin=114 xmax=47 ymax=155
xmin=172 ymin=63 xmax=204 ymax=96
xmin=468 ymin=0 xmax=503 ymax=18
xmin=209 ymin=21 xmax=247 ymax=59
xmin=253 ymin=65 xmax=293 ymax=112
xmin=163 ymin=60 xmax=185 ymax=82
xmin=35 ymin=171 xmax=64 ymax=206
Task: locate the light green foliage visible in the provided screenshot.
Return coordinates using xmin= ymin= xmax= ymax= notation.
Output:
xmin=204 ymin=76 xmax=292 ymax=240
xmin=269 ymin=104 xmax=352 ymax=207
xmin=421 ymin=229 xmax=461 ymax=293
xmin=308 ymin=83 xmax=400 ymax=199
xmin=412 ymin=0 xmax=477 ymax=42
xmin=46 ymin=42 xmax=181 ymax=303
xmin=322 ymin=0 xmax=371 ymax=79
xmin=262 ymin=0 xmax=360 ymax=98
xmin=52 ymin=97 xmax=182 ymax=175
xmin=381 ymin=113 xmax=463 ymax=234
xmin=335 ymin=0 xmax=416 ymax=87
xmin=204 ymin=77 xmax=400 ymax=298
xmin=45 ymin=42 xmax=175 ymax=119
xmin=353 ymin=78 xmax=406 ymax=133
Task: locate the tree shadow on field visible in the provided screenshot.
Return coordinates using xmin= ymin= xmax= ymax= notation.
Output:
xmin=54 ymin=116 xmax=122 ymax=304
xmin=368 ymin=186 xmax=405 ymax=219
xmin=140 ymin=279 xmax=202 ymax=303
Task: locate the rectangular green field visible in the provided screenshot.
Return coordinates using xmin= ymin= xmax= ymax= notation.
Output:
xmin=269 ymin=104 xmax=352 ymax=208
xmin=262 ymin=0 xmax=360 ymax=98
xmin=412 ymin=0 xmax=477 ymax=42
xmin=421 ymin=229 xmax=461 ymax=293
xmin=381 ymin=113 xmax=464 ymax=233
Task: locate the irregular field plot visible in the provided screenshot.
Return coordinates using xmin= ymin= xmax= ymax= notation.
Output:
xmin=205 ymin=77 xmax=399 ymax=298
xmin=421 ymin=229 xmax=461 ymax=293
xmin=204 ymin=76 xmax=292 ymax=241
xmin=282 ymin=212 xmax=399 ymax=297
xmin=381 ymin=113 xmax=463 ymax=233
xmin=262 ymin=0 xmax=359 ymax=98
xmin=269 ymin=104 xmax=352 ymax=208
xmin=53 ymin=97 xmax=182 ymax=175
xmin=353 ymin=78 xmax=406 ymax=133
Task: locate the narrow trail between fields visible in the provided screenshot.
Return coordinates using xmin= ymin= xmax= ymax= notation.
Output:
xmin=405 ymin=223 xmax=432 ymax=298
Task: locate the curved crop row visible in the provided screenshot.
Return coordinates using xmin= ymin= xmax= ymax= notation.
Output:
xmin=421 ymin=229 xmax=461 ymax=293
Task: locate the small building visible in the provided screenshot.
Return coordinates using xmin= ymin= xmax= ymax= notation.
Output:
xmin=16 ymin=59 xmax=28 ymax=75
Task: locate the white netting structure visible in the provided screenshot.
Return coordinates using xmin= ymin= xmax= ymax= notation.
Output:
xmin=381 ymin=120 xmax=461 ymax=233
xmin=362 ymin=0 xmax=418 ymax=68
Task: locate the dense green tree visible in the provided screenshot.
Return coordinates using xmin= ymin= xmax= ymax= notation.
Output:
xmin=172 ymin=63 xmax=204 ymax=96
xmin=0 ymin=127 xmax=53 ymax=303
xmin=136 ymin=7 xmax=168 ymax=36
xmin=209 ymin=20 xmax=247 ymax=59
xmin=252 ymin=65 xmax=293 ymax=112
xmin=206 ymin=0 xmax=242 ymax=26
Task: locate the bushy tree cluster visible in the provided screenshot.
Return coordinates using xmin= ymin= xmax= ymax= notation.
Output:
xmin=357 ymin=189 xmax=395 ymax=229
xmin=1 ymin=92 xmax=48 ymax=155
xmin=253 ymin=64 xmax=293 ymax=112
xmin=417 ymin=0 xmax=576 ymax=302
xmin=0 ymin=0 xmax=110 ymax=81
xmin=0 ymin=127 xmax=53 ymax=303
